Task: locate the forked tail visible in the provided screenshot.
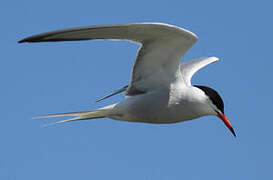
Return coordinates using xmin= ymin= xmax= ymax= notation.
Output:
xmin=34 ymin=105 xmax=115 ymax=127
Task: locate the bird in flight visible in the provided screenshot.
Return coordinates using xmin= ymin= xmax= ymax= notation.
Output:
xmin=19 ymin=23 xmax=236 ymax=137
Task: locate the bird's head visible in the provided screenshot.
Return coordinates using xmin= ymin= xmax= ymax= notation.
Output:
xmin=195 ymin=85 xmax=236 ymax=137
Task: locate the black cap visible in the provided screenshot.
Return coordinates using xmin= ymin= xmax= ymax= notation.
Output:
xmin=194 ymin=85 xmax=224 ymax=114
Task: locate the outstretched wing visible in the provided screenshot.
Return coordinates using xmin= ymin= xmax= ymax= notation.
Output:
xmin=180 ymin=57 xmax=219 ymax=86
xmin=95 ymin=57 xmax=219 ymax=102
xmin=19 ymin=23 xmax=198 ymax=94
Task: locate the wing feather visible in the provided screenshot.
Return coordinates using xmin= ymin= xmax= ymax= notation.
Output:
xmin=19 ymin=23 xmax=198 ymax=93
xmin=180 ymin=57 xmax=219 ymax=86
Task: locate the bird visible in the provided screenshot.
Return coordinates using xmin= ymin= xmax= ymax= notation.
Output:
xmin=19 ymin=23 xmax=236 ymax=137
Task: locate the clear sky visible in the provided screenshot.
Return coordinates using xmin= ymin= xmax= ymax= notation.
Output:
xmin=1 ymin=0 xmax=273 ymax=179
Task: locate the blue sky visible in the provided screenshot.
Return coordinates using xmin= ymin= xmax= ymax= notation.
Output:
xmin=1 ymin=0 xmax=273 ymax=179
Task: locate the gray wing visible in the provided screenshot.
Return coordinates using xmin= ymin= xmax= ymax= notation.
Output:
xmin=180 ymin=57 xmax=219 ymax=86
xmin=97 ymin=57 xmax=219 ymax=102
xmin=19 ymin=23 xmax=198 ymax=94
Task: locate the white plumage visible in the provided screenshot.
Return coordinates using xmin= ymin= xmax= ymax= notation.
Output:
xmin=19 ymin=23 xmax=235 ymax=137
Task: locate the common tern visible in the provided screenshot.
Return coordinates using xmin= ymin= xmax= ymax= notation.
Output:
xmin=19 ymin=23 xmax=236 ymax=137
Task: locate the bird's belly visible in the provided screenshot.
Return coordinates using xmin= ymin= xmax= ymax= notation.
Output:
xmin=108 ymin=91 xmax=203 ymax=124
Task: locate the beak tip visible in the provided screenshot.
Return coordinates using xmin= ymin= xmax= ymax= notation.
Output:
xmin=230 ymin=127 xmax=237 ymax=138
xmin=217 ymin=113 xmax=236 ymax=138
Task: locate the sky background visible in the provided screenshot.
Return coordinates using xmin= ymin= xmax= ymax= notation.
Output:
xmin=1 ymin=0 xmax=273 ymax=179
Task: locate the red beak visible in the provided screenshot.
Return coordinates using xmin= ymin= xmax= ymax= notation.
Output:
xmin=217 ymin=113 xmax=236 ymax=137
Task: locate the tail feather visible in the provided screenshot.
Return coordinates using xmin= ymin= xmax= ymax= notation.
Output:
xmin=34 ymin=105 xmax=115 ymax=126
xmin=33 ymin=110 xmax=100 ymax=119
xmin=41 ymin=116 xmax=88 ymax=127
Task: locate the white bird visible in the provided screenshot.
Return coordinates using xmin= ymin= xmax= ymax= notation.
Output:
xmin=19 ymin=23 xmax=236 ymax=137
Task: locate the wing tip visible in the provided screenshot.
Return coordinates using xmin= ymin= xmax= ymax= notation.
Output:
xmin=210 ymin=56 xmax=220 ymax=62
xmin=18 ymin=39 xmax=24 ymax=43
xmin=18 ymin=33 xmax=57 ymax=43
xmin=18 ymin=36 xmax=41 ymax=43
xmin=18 ymin=34 xmax=43 ymax=43
xmin=18 ymin=38 xmax=30 ymax=43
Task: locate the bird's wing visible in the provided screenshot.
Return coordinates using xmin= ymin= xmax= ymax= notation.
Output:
xmin=180 ymin=57 xmax=219 ymax=86
xmin=19 ymin=23 xmax=197 ymax=93
xmin=96 ymin=85 xmax=128 ymax=102
xmin=95 ymin=57 xmax=219 ymax=101
xmin=96 ymin=56 xmax=218 ymax=102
